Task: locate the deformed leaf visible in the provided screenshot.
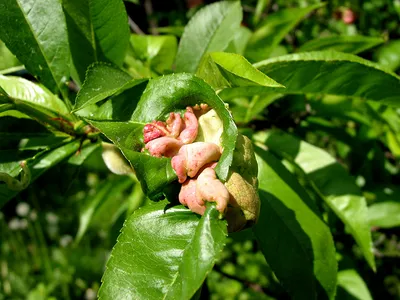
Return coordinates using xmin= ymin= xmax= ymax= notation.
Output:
xmin=255 ymin=51 xmax=400 ymax=107
xmin=298 ymin=35 xmax=384 ymax=54
xmin=256 ymin=130 xmax=376 ymax=271
xmin=254 ymin=149 xmax=337 ymax=300
xmin=175 ymin=1 xmax=242 ymax=73
xmin=131 ymin=73 xmax=237 ymax=182
xmin=0 ymin=0 xmax=70 ymax=93
xmin=99 ymin=201 xmax=227 ymax=300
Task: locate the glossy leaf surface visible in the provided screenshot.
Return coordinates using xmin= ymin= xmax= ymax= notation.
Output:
xmin=257 ymin=130 xmax=375 ymax=271
xmin=175 ymin=1 xmax=242 ymax=73
xmin=210 ymin=52 xmax=284 ymax=88
xmin=0 ymin=0 xmax=70 ymax=93
xmin=298 ymin=35 xmax=384 ymax=54
xmin=63 ymin=0 xmax=130 ymax=83
xmin=0 ymin=75 xmax=69 ymax=115
xmin=254 ymin=149 xmax=337 ymax=300
xmin=74 ymin=63 xmax=145 ymax=111
xmin=255 ymin=51 xmax=400 ymax=107
xmin=99 ymin=201 xmax=227 ymax=300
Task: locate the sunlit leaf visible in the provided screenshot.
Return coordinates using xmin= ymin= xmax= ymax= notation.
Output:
xmin=255 ymin=51 xmax=400 ymax=107
xmin=99 ymin=201 xmax=227 ymax=300
xmin=175 ymin=1 xmax=242 ymax=73
xmin=0 ymin=0 xmax=70 ymax=93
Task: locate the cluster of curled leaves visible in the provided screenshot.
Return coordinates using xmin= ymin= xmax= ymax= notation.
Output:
xmin=142 ymin=103 xmax=260 ymax=232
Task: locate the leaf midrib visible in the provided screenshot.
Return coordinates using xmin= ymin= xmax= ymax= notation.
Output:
xmin=15 ymin=0 xmax=60 ymax=90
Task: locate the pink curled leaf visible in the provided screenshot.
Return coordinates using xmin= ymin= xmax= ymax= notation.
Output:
xmin=171 ymin=142 xmax=221 ymax=183
xmin=145 ymin=137 xmax=183 ymax=158
xmin=179 ymin=178 xmax=206 ymax=215
xmin=166 ymin=112 xmax=184 ymax=138
xmin=195 ymin=167 xmax=230 ymax=213
xmin=178 ymin=107 xmax=198 ymax=144
xmin=143 ymin=121 xmax=168 ymax=143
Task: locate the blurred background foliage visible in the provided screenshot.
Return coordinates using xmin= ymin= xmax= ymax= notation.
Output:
xmin=1 ymin=0 xmax=400 ymax=299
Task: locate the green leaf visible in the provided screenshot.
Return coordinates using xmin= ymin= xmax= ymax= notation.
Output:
xmin=99 ymin=201 xmax=227 ymax=300
xmin=175 ymin=1 xmax=242 ymax=73
xmin=75 ymin=176 xmax=132 ymax=244
xmin=244 ymin=3 xmax=324 ymax=62
xmin=0 ymin=140 xmax=80 ymax=208
xmin=0 ymin=40 xmax=20 ymax=72
xmin=337 ymin=269 xmax=372 ymax=300
xmin=368 ymin=202 xmax=400 ymax=228
xmin=256 ymin=130 xmax=376 ymax=271
xmin=63 ymin=0 xmax=130 ymax=84
xmin=73 ymin=63 xmax=146 ymax=111
xmin=0 ymin=0 xmax=70 ymax=94
xmin=298 ymin=35 xmax=384 ymax=54
xmin=0 ymin=75 xmax=69 ymax=114
xmin=210 ymin=52 xmax=284 ymax=88
xmin=254 ymin=149 xmax=337 ymax=300
xmin=374 ymin=40 xmax=400 ymax=72
xmin=255 ymin=51 xmax=400 ymax=107
xmin=129 ymin=34 xmax=178 ymax=74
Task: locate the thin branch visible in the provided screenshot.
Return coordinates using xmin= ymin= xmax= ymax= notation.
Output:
xmin=128 ymin=16 xmax=145 ymax=35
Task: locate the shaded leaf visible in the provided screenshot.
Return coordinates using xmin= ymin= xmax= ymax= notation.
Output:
xmin=256 ymin=130 xmax=375 ymax=271
xmin=298 ymin=35 xmax=384 ymax=54
xmin=75 ymin=176 xmax=132 ymax=244
xmin=0 ymin=140 xmax=81 ymax=208
xmin=255 ymin=51 xmax=400 ymax=107
xmin=254 ymin=149 xmax=337 ymax=300
xmin=0 ymin=40 xmax=20 ymax=72
xmin=129 ymin=34 xmax=177 ymax=74
xmin=244 ymin=4 xmax=324 ymax=62
xmin=175 ymin=1 xmax=242 ymax=73
xmin=0 ymin=0 xmax=70 ymax=93
xmin=99 ymin=201 xmax=227 ymax=300
xmin=225 ymin=26 xmax=252 ymax=55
